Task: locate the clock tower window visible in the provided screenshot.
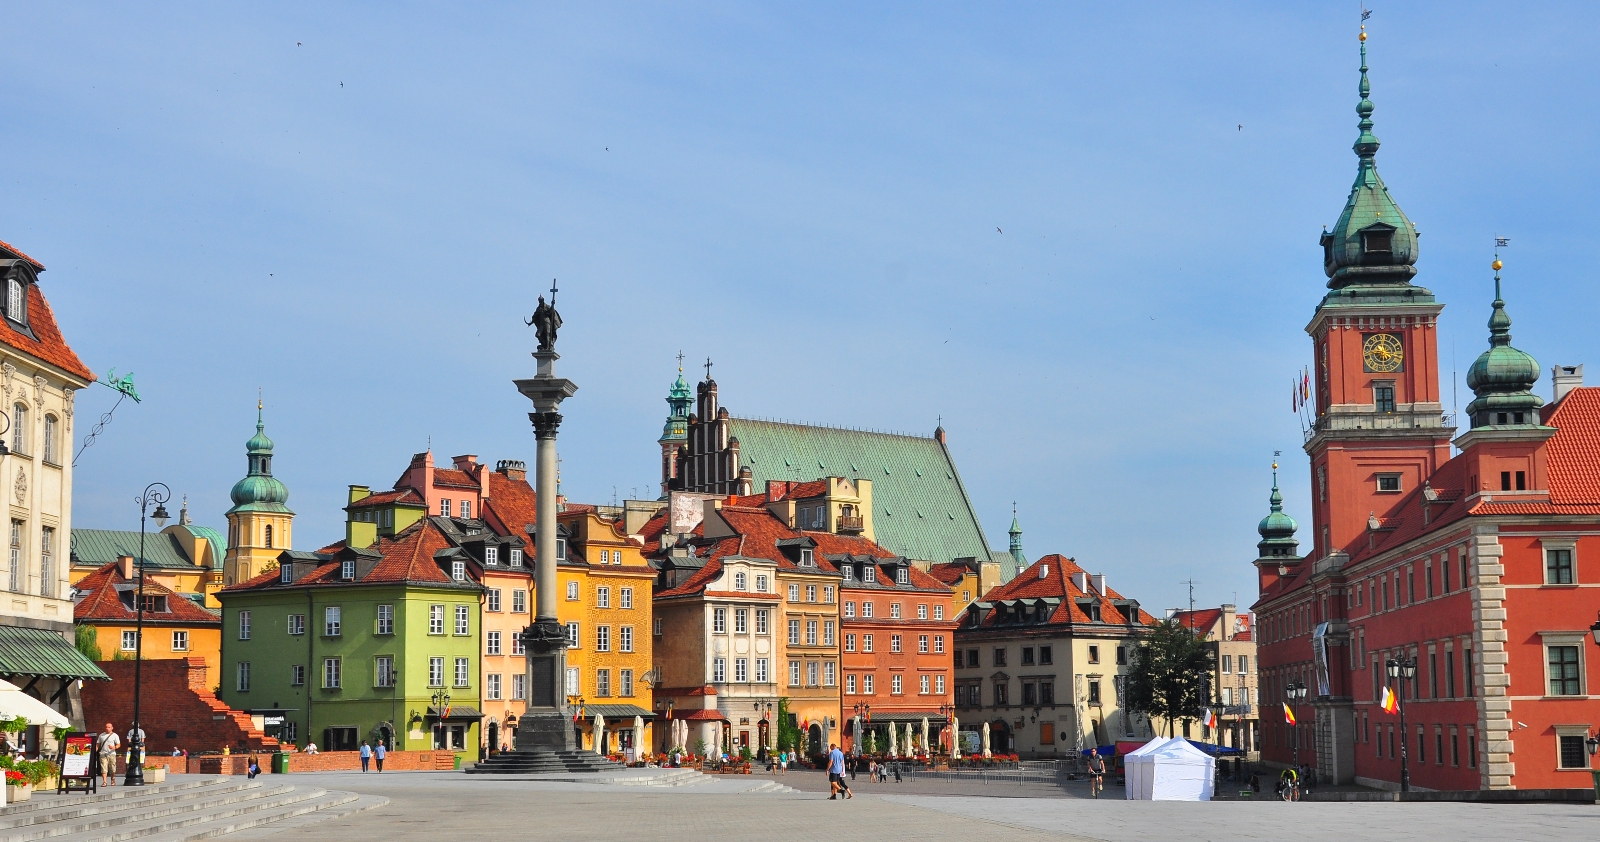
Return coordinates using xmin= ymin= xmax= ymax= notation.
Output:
xmin=1374 ymin=383 xmax=1396 ymax=413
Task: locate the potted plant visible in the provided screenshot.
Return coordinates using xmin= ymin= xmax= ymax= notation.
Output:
xmin=143 ymin=762 xmax=167 ymax=783
xmin=5 ymin=768 xmax=29 ymax=801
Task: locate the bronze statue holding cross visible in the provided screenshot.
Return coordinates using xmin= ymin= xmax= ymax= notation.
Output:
xmin=525 ymin=279 xmax=563 ymax=352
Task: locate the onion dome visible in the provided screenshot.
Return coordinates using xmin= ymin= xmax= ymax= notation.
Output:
xmin=660 ymin=359 xmax=692 ymax=443
xmin=1257 ymin=465 xmax=1299 ymax=559
xmin=1320 ymin=28 xmax=1420 ymax=290
xmin=228 ymin=402 xmax=291 ymax=513
xmin=1465 ymin=258 xmax=1543 ymax=427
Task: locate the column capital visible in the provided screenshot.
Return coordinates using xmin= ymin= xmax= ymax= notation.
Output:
xmin=530 ymin=411 xmax=563 ymax=440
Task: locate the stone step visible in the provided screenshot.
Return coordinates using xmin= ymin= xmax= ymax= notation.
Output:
xmin=115 ymin=791 xmax=386 ymax=842
xmin=0 ymin=780 xmax=231 ymax=825
xmin=1 ymin=781 xmax=263 ymax=830
xmin=11 ymin=783 xmax=333 ymax=842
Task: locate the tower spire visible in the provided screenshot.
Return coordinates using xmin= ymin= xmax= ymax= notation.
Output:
xmin=1465 ymin=253 xmax=1543 ymax=427
xmin=1355 ymin=26 xmax=1378 ymax=161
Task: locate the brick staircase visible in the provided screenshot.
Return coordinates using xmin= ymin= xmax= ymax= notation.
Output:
xmin=0 ymin=777 xmax=385 ymax=841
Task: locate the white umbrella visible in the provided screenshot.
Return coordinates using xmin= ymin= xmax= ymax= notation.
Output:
xmin=982 ymin=722 xmax=991 ymax=758
xmin=0 ymin=679 xmax=69 ymax=729
xmin=952 ymin=716 xmax=961 ymax=759
xmin=633 ymin=715 xmax=644 ymax=762
xmin=853 ymin=716 xmax=862 ymax=755
xmin=921 ymin=716 xmax=930 ymax=758
xmin=593 ymin=713 xmax=605 ymax=755
xmin=887 ymin=720 xmax=897 ymax=757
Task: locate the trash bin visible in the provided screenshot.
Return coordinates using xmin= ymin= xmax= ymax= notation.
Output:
xmin=272 ymin=753 xmax=290 ymax=774
xmin=454 ymin=753 xmax=464 ymax=770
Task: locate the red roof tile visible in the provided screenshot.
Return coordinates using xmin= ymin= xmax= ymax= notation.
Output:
xmin=433 ymin=468 xmax=479 ymax=489
xmin=1543 ymin=387 xmax=1600 ymax=503
xmin=925 ymin=563 xmax=970 ymax=586
xmin=347 ymin=488 xmax=424 ymax=508
xmin=222 ymin=519 xmax=466 ymax=591
xmin=481 ymin=471 xmax=538 ymax=537
xmin=974 ymin=554 xmax=1157 ymax=627
xmin=0 ymin=238 xmax=44 ymax=270
xmin=0 ymin=276 xmax=93 ymax=382
xmin=74 ymin=562 xmax=221 ymax=624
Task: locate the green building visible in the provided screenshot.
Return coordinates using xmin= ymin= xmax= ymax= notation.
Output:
xmin=217 ymin=517 xmax=484 ymax=754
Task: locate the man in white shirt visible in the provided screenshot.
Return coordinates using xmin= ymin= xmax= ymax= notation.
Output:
xmin=95 ymin=723 xmax=121 ymax=787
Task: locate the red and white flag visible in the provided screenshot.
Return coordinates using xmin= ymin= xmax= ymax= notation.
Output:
xmin=1380 ymin=686 xmax=1399 ymax=714
xmin=1283 ymin=703 xmax=1296 ymax=726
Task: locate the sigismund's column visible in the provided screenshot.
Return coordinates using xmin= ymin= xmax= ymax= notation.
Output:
xmin=513 ymin=286 xmax=577 ymax=753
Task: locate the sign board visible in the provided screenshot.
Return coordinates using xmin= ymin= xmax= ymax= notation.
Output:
xmin=61 ymin=735 xmax=94 ymax=778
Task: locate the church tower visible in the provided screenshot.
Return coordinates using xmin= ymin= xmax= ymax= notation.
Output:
xmin=1008 ymin=510 xmax=1026 ymax=571
xmin=1304 ymin=28 xmax=1454 ymax=562
xmin=223 ymin=402 xmax=294 ymax=586
xmin=659 ymin=359 xmax=692 ymax=497
xmin=1253 ymin=464 xmax=1303 ymax=592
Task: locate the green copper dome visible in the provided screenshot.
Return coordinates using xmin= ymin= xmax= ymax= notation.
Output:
xmin=660 ymin=366 xmax=692 ymax=443
xmin=1321 ymin=32 xmax=1420 ymax=290
xmin=227 ymin=405 xmax=292 ymax=514
xmin=1257 ymin=468 xmax=1299 ymax=559
xmin=1465 ymin=263 xmax=1543 ymax=427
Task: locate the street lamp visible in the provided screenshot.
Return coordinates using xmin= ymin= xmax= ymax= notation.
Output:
xmin=1284 ymin=681 xmax=1307 ymax=769
xmin=938 ymin=704 xmax=955 ymax=754
xmin=1386 ymin=657 xmax=1418 ymax=792
xmin=432 ymin=690 xmax=452 ymax=750
xmin=124 ymin=483 xmax=170 ymax=787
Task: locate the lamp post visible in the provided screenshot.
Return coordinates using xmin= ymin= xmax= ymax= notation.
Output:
xmin=1386 ymin=657 xmax=1418 ymax=792
xmin=938 ymin=704 xmax=955 ymax=755
xmin=432 ymin=690 xmax=452 ymax=750
xmin=124 ymin=484 xmax=170 ymax=787
xmin=1285 ymin=680 xmax=1307 ymax=769
xmin=753 ymin=701 xmax=772 ymax=754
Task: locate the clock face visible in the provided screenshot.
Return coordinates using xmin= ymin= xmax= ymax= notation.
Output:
xmin=1363 ymin=333 xmax=1404 ymax=373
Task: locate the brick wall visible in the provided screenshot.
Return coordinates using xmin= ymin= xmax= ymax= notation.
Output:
xmin=278 ymin=749 xmax=462 ymax=772
xmin=80 ymin=658 xmax=280 ymax=754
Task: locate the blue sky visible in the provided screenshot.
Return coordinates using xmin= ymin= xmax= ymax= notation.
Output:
xmin=5 ymin=3 xmax=1599 ymax=615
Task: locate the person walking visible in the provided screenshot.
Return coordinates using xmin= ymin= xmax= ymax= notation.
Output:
xmin=246 ymin=754 xmax=261 ymax=779
xmin=360 ymin=741 xmax=372 ymax=772
xmin=95 ymin=722 xmax=121 ymax=787
xmin=826 ymin=743 xmax=852 ymax=800
xmin=375 ymin=741 xmax=386 ymax=773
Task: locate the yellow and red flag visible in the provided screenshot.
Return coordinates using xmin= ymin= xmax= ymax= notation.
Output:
xmin=1380 ymin=686 xmax=1399 ymax=714
xmin=1282 ymin=703 xmax=1296 ymax=725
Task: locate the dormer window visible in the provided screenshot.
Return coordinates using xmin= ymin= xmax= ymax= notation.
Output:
xmin=1362 ymin=228 xmax=1393 ymax=254
xmin=510 ymin=548 xmax=523 ymax=567
xmin=340 ymin=560 xmax=356 ymax=580
xmin=895 ymin=567 xmax=908 ymax=585
xmin=863 ymin=566 xmax=876 ymax=583
xmin=842 ymin=565 xmax=854 ymax=581
xmin=6 ymin=277 xmax=24 ymax=324
xmin=280 ymin=564 xmax=293 ymax=584
xmin=800 ymin=549 xmax=814 ymax=567
xmin=557 ymin=539 xmax=567 ymax=561
xmin=485 ymin=546 xmax=499 ymax=566
xmin=733 ymin=571 xmax=747 ymax=591
xmin=452 ymin=560 xmax=466 ymax=582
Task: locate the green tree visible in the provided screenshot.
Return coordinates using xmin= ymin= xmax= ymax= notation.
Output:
xmin=776 ymin=698 xmax=801 ymax=752
xmin=74 ymin=624 xmax=102 ymax=662
xmin=1124 ymin=619 xmax=1213 ymax=737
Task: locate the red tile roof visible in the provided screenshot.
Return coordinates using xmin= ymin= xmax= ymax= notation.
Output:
xmin=347 ymin=488 xmax=424 ymax=508
xmin=433 ymin=468 xmax=479 ymax=489
xmin=222 ymin=519 xmax=466 ymax=591
xmin=0 ymin=269 xmax=93 ymax=382
xmin=74 ymin=562 xmax=221 ymax=624
xmin=0 ymin=238 xmax=44 ymax=270
xmin=1171 ymin=608 xmax=1222 ymax=635
xmin=481 ymin=471 xmax=538 ymax=536
xmin=973 ymin=554 xmax=1157 ymax=627
xmin=925 ymin=562 xmax=970 ymax=586
xmin=1542 ymin=387 xmax=1600 ymax=503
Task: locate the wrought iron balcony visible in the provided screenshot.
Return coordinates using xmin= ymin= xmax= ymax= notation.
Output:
xmin=836 ymin=515 xmax=865 ymax=534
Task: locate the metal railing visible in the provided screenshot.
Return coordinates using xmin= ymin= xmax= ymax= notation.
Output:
xmin=893 ymin=759 xmax=1071 ymax=785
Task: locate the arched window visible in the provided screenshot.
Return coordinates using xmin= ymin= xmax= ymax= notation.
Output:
xmin=264 ymin=523 xmax=274 ymax=549
xmin=6 ymin=278 xmax=22 ymax=322
xmin=11 ymin=404 xmax=26 ymax=455
xmin=42 ymin=415 xmax=57 ymax=463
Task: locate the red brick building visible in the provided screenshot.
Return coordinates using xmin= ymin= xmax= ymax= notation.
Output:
xmin=1255 ymin=34 xmax=1600 ymax=791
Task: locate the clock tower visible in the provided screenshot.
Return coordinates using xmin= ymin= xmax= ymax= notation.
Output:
xmin=1304 ymin=29 xmax=1454 ymax=562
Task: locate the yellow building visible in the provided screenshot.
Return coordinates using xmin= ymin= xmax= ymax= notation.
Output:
xmin=222 ymin=406 xmax=294 ymax=588
xmin=73 ymin=559 xmax=223 ymax=675
xmin=70 ymin=506 xmax=228 ymax=606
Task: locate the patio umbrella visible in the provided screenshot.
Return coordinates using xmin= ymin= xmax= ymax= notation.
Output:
xmin=0 ymin=679 xmax=69 ymax=729
xmin=982 ymin=722 xmax=991 ymax=758
xmin=887 ymin=719 xmax=897 ymax=757
xmin=593 ymin=713 xmax=605 ymax=755
xmin=921 ymin=716 xmax=930 ymax=757
xmin=951 ymin=716 xmax=961 ymax=759
xmin=633 ymin=716 xmax=645 ymax=761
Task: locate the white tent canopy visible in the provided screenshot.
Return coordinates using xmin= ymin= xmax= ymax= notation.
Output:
xmin=1124 ymin=737 xmax=1215 ymax=801
xmin=0 ymin=678 xmax=70 ymax=729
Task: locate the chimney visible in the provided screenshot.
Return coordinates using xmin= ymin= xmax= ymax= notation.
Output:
xmin=1071 ymin=571 xmax=1088 ymax=593
xmin=118 ymin=554 xmax=135 ymax=579
xmin=1553 ymin=365 xmax=1583 ymax=403
xmin=1038 ymin=563 xmax=1048 ymax=579
xmin=1090 ymin=573 xmax=1107 ymax=595
xmin=1165 ymin=608 xmax=1179 ymax=620
xmin=496 ymin=460 xmax=527 ymax=483
xmin=452 ymin=454 xmax=478 ymax=471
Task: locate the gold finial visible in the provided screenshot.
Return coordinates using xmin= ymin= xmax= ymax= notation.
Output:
xmin=1359 ymin=26 xmax=1366 ymax=42
xmin=1272 ymin=462 xmax=1278 ymax=471
xmin=1492 ymin=258 xmax=1503 ymax=271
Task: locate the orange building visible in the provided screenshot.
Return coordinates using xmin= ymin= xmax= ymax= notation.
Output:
xmin=74 ymin=559 xmax=222 ymax=675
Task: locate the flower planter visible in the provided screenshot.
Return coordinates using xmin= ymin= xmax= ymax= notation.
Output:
xmin=7 ymin=783 xmax=31 ymax=802
xmin=144 ymin=767 xmax=167 ymax=783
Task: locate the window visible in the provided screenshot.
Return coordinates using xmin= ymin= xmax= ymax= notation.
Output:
xmin=934 ymin=635 xmax=945 ymax=654
xmin=755 ymin=609 xmax=769 ymax=634
xmin=488 ymin=589 xmax=502 ymax=612
xmin=714 ymin=608 xmax=727 ymax=634
xmin=755 ymin=575 xmax=768 ymax=593
xmin=806 ymin=620 xmax=817 ymax=646
xmin=341 ymin=560 xmax=356 ymax=580
xmin=754 ymin=659 xmax=768 ymax=683
xmin=596 ymin=669 xmax=611 ymax=696
xmin=823 ymin=620 xmax=835 ymax=646
xmin=38 ymin=526 xmax=53 ymax=597
xmin=513 ymin=590 xmax=528 ymax=613
xmin=290 ymin=664 xmax=305 ymax=686
xmin=843 ymin=601 xmax=855 ymax=618
xmin=1374 ymin=385 xmax=1396 ymax=414
xmin=487 ymin=673 xmax=502 ymax=700
xmin=377 ymin=604 xmax=394 ymax=634
xmin=239 ymin=610 xmax=252 ymax=640
xmin=170 ymin=630 xmax=188 ymax=651
xmin=1445 ymin=650 xmax=1456 ymax=697
xmin=800 ymin=548 xmax=814 ymax=566
xmin=484 ymin=546 xmax=499 ymax=566
xmin=735 ymin=609 xmax=748 ymax=634
xmin=452 ymin=561 xmax=465 ymax=582
xmin=862 ymin=602 xmax=873 ymax=618
xmin=917 ymin=604 xmax=928 ymax=620
xmin=1023 ymin=682 xmax=1037 ymax=705
xmin=455 ymin=657 xmax=469 ymax=687
xmin=735 ymin=658 xmax=748 ymax=682
xmin=1465 ymin=647 xmax=1475 ymax=695
xmin=1037 ymin=644 xmax=1049 ymax=664
xmin=1221 ymin=655 xmax=1231 ymax=673
xmin=620 ymin=626 xmax=633 ymax=652
xmin=824 ymin=585 xmax=834 ymax=603
xmin=892 ymin=674 xmax=903 ymax=695
xmin=512 ymin=633 xmax=525 ymax=656
xmin=1363 ymin=228 xmax=1393 ymax=253
xmin=9 ymin=405 xmax=22 ymax=455
xmin=513 ymin=674 xmax=527 ymax=700
xmin=280 ymin=564 xmax=293 ymax=585
xmin=790 ymin=660 xmax=801 ymax=686
xmin=264 ymin=523 xmax=273 ymax=548
xmin=863 ymin=634 xmax=874 ymax=653
xmin=788 ymin=584 xmax=800 ymax=602
xmin=567 ymin=581 xmax=579 ymax=601
xmin=510 ymin=548 xmax=523 ymax=567
xmin=864 ymin=566 xmax=876 ymax=584
xmin=1546 ymin=548 xmax=1575 ymax=585
xmin=375 ymin=656 xmax=394 ymax=688
xmin=993 ymin=648 xmax=1007 ymax=667
xmin=566 ymin=621 xmax=580 ymax=648
xmin=969 ymin=649 xmax=979 ymax=667
xmin=428 ymin=605 xmax=444 ymax=635
xmin=890 ymin=634 xmax=902 ymax=653
xmin=1558 ymin=735 xmax=1590 ymax=770
xmin=918 ymin=635 xmax=929 ymax=653
xmin=440 ymin=499 xmax=451 ymax=517
xmin=121 ymin=630 xmax=138 ymax=651
xmin=621 ymin=587 xmax=633 ymax=609
xmin=455 ymin=604 xmax=470 ymax=635
xmin=323 ymin=657 xmax=341 ymax=689
xmin=733 ymin=572 xmax=747 ymax=591
xmin=824 ymin=661 xmax=836 ymax=686
xmin=1021 ymin=646 xmax=1034 ymax=665
xmin=487 ymin=630 xmax=502 ymax=655
xmin=845 ymin=633 xmax=856 ymax=652
xmin=654 ymin=618 xmax=662 ymax=636
xmin=863 ymin=674 xmax=875 ymax=694
xmin=1037 ymin=679 xmax=1050 ymax=704
xmin=236 ymin=661 xmax=251 ymax=691
xmin=788 ymin=619 xmax=801 ymax=645
xmin=42 ymin=415 xmax=57 ymax=463
xmin=1377 ymin=472 xmax=1401 ymax=492
xmin=847 ymin=674 xmax=857 ymax=694
xmin=5 ymin=278 xmax=22 ymax=323
xmin=1087 ymin=680 xmax=1101 ymax=704
xmin=954 ymin=650 xmax=963 ymax=668
xmin=1548 ymin=645 xmax=1582 ymax=695
xmin=842 ymin=565 xmax=854 ymax=582
xmin=890 ymin=603 xmax=902 ymax=619
xmin=896 ymin=568 xmax=909 ymax=584
xmin=920 ymin=674 xmax=930 ymax=694
xmin=805 ymin=584 xmax=818 ymax=603
xmin=597 ymin=586 xmax=611 ymax=608
xmin=566 ymin=668 xmax=580 ymax=695
xmin=713 ymin=657 xmax=726 ymax=683
xmin=461 ymin=500 xmax=471 ymax=519
xmin=287 ymin=613 xmax=305 ymax=635
xmin=934 ymin=604 xmax=944 ymax=620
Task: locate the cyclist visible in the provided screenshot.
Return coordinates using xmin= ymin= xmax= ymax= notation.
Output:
xmin=1086 ymin=752 xmax=1106 ymax=798
xmin=1278 ymin=766 xmax=1299 ymax=802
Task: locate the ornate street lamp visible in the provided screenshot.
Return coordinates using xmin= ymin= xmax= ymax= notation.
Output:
xmin=1590 ymin=610 xmax=1600 ymax=648
xmin=432 ymin=690 xmax=452 ymax=750
xmin=1284 ymin=680 xmax=1307 ymax=770
xmin=124 ymin=484 xmax=170 ymax=787
xmin=938 ymin=704 xmax=955 ymax=754
xmin=1386 ymin=657 xmax=1418 ymax=792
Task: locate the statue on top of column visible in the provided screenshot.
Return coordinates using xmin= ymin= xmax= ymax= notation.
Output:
xmin=526 ymin=279 xmax=563 ymax=352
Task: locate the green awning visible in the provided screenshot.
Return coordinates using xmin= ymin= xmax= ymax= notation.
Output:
xmin=0 ymin=625 xmax=108 ymax=680
xmin=583 ymin=704 xmax=655 ymax=720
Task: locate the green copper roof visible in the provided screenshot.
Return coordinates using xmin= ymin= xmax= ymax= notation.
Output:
xmin=661 ymin=370 xmax=692 ymax=443
xmin=71 ymin=529 xmax=205 ymax=570
xmin=228 ymin=406 xmax=292 ymax=514
xmin=0 ymin=625 xmax=108 ymax=680
xmin=726 ymin=419 xmax=997 ymax=572
xmin=1465 ymin=262 xmax=1544 ymax=425
xmin=1257 ymin=471 xmax=1297 ymax=541
xmin=1319 ymin=31 xmax=1424 ymax=298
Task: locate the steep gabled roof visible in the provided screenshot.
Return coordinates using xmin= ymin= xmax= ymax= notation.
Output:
xmin=74 ymin=562 xmax=221 ymax=624
xmin=972 ymin=554 xmax=1157 ymax=628
xmin=71 ymin=529 xmax=202 ymax=570
xmin=222 ymin=519 xmax=475 ymax=592
xmin=481 ymin=470 xmax=538 ymax=537
xmin=0 ymin=241 xmax=93 ymax=382
xmin=347 ymin=488 xmax=425 ymax=509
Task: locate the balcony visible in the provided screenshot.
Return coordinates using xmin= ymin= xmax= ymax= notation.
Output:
xmin=836 ymin=515 xmax=865 ymax=534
